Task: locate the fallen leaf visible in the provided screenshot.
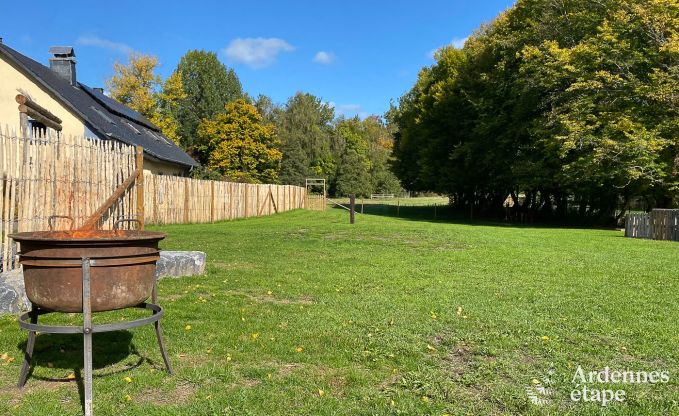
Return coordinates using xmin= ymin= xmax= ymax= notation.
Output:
xmin=67 ymin=373 xmax=76 ymax=380
xmin=185 ymin=325 xmax=192 ymax=331
xmin=124 ymin=376 xmax=132 ymax=383
xmin=295 ymin=347 xmax=304 ymax=353
xmin=318 ymin=389 xmax=325 ymax=397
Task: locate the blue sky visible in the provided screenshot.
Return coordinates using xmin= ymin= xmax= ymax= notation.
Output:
xmin=1 ymin=0 xmax=514 ymax=118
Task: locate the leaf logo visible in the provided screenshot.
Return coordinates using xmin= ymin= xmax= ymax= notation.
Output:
xmin=526 ymin=370 xmax=555 ymax=406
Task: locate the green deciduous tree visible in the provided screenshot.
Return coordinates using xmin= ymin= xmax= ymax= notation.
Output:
xmin=174 ymin=50 xmax=243 ymax=162
xmin=392 ymin=0 xmax=679 ymax=222
xmin=276 ymin=93 xmax=335 ymax=185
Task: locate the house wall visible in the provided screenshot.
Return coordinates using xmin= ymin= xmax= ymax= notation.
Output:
xmin=1 ymin=55 xmax=190 ymax=177
xmin=144 ymin=158 xmax=189 ymax=176
xmin=0 ymin=56 xmax=84 ymax=137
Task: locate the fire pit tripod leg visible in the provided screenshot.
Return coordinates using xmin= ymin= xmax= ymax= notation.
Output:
xmin=17 ymin=309 xmax=38 ymax=389
xmin=152 ymin=284 xmax=173 ymax=374
xmin=82 ymin=258 xmax=94 ymax=416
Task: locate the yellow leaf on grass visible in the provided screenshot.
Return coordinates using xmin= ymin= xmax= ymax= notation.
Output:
xmin=427 ymin=344 xmax=437 ymax=352
xmin=295 ymin=347 xmax=304 ymax=353
xmin=541 ymin=335 xmax=550 ymax=341
xmin=67 ymin=373 xmax=76 ymax=380
xmin=251 ymin=332 xmax=260 ymax=340
xmin=124 ymin=376 xmax=133 ymax=383
xmin=457 ymin=306 xmax=463 ymax=316
xmin=124 ymin=394 xmax=132 ymax=401
xmin=185 ymin=325 xmax=192 ymax=331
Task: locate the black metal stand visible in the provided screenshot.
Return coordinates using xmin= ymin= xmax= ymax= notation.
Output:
xmin=17 ymin=257 xmax=172 ymax=416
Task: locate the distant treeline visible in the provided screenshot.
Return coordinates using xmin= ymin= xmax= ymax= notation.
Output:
xmin=107 ymin=51 xmax=401 ymax=198
xmin=390 ymin=0 xmax=679 ymax=223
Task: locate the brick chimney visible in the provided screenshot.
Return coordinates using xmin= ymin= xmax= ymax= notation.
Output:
xmin=49 ymin=46 xmax=76 ymax=86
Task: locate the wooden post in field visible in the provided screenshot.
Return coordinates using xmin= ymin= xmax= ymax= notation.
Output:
xmin=361 ymin=198 xmax=364 ymax=214
xmin=350 ymin=194 xmax=355 ymax=224
xmin=434 ymin=203 xmax=438 ymax=219
xmin=397 ymin=199 xmax=400 ymax=217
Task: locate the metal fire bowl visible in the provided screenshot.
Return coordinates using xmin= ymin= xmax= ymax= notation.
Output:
xmin=9 ymin=230 xmax=166 ymax=313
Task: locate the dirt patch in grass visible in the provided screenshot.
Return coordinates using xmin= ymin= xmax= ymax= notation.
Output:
xmin=445 ymin=347 xmax=473 ymax=377
xmin=226 ymin=290 xmax=314 ymax=305
xmin=137 ymin=380 xmax=196 ymax=405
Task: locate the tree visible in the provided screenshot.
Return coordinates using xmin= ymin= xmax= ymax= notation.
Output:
xmin=107 ymin=54 xmax=160 ymax=118
xmin=275 ymin=93 xmax=335 ymax=184
xmin=197 ymin=99 xmax=281 ymax=183
xmin=107 ymin=54 xmax=184 ymax=145
xmin=174 ymin=50 xmax=243 ymax=162
xmin=392 ymin=0 xmax=679 ymax=222
xmin=335 ymin=149 xmax=372 ymax=197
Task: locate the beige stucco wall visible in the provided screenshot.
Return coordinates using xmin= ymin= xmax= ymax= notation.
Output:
xmin=144 ymin=158 xmax=189 ymax=176
xmin=0 ymin=56 xmax=84 ymax=137
xmin=1 ymin=55 xmax=189 ymax=176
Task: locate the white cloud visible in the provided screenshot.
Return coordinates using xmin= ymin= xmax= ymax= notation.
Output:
xmin=77 ymin=36 xmax=134 ymax=55
xmin=451 ymin=37 xmax=469 ymax=49
xmin=337 ymin=104 xmax=362 ymax=113
xmin=428 ymin=36 xmax=469 ymax=59
xmin=313 ymin=51 xmax=335 ymax=64
xmin=223 ymin=37 xmax=294 ymax=69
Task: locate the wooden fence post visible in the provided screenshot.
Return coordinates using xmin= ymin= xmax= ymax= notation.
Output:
xmin=350 ymin=194 xmax=355 ymax=224
xmin=152 ymin=174 xmax=158 ymax=224
xmin=135 ymin=146 xmax=144 ymax=229
xmin=210 ymin=180 xmax=215 ymax=223
xmin=183 ymin=178 xmax=190 ymax=223
xmin=244 ymin=184 xmax=249 ymax=218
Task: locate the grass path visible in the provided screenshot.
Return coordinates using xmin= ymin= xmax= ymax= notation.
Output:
xmin=0 ymin=208 xmax=677 ymax=415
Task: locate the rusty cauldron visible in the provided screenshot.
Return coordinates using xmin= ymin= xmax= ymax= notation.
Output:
xmin=10 ymin=228 xmax=166 ymax=312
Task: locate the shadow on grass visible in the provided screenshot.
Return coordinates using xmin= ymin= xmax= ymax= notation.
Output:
xmin=16 ymin=331 xmax=149 ymax=412
xmin=335 ymin=203 xmax=622 ymax=231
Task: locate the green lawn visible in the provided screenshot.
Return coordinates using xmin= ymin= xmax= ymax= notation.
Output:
xmin=0 ymin=208 xmax=678 ymax=415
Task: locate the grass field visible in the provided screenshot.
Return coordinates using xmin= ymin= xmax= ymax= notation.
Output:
xmin=0 ymin=207 xmax=678 ymax=415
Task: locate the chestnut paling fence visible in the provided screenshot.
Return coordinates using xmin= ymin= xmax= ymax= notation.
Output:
xmin=144 ymin=173 xmax=306 ymax=225
xmin=0 ymin=126 xmax=306 ymax=271
xmin=0 ymin=126 xmax=140 ymax=271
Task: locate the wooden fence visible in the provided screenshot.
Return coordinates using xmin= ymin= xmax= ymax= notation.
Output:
xmin=0 ymin=127 xmax=139 ymax=271
xmin=144 ymin=173 xmax=305 ymax=224
xmin=625 ymin=209 xmax=679 ymax=242
xmin=0 ymin=125 xmax=307 ymax=270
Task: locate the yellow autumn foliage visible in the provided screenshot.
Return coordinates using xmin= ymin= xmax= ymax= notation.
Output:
xmin=197 ymin=99 xmax=281 ymax=183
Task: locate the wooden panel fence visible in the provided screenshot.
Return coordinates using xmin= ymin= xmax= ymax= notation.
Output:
xmin=144 ymin=172 xmax=306 ymax=225
xmin=1 ymin=127 xmax=139 ymax=271
xmin=625 ymin=209 xmax=679 ymax=242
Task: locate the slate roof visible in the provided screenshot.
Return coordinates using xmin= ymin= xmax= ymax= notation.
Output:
xmin=0 ymin=43 xmax=198 ymax=168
